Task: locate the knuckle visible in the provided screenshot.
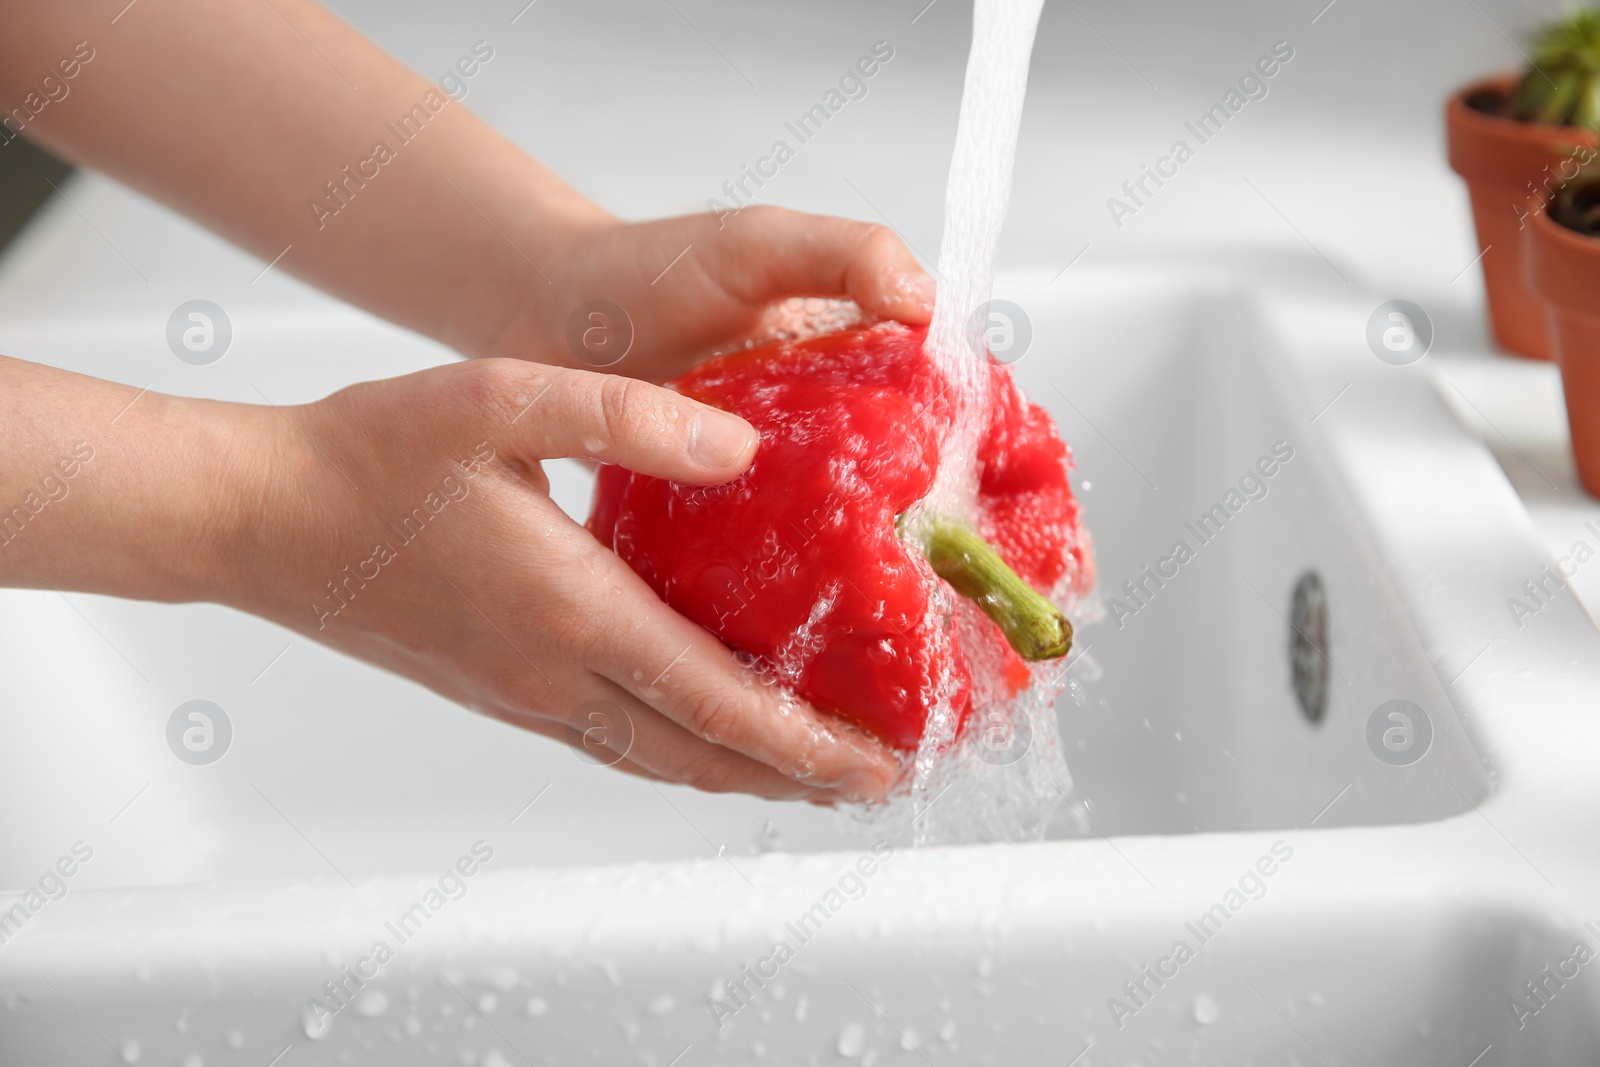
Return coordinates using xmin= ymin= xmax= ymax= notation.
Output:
xmin=595 ymin=374 xmax=665 ymax=449
xmin=458 ymin=358 xmax=530 ymax=421
xmin=855 ymin=222 xmax=900 ymax=261
xmin=680 ymin=687 xmax=743 ymax=745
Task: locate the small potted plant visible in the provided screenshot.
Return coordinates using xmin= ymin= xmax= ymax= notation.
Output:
xmin=1529 ymin=173 xmax=1600 ymax=495
xmin=1447 ymin=7 xmax=1600 ymax=359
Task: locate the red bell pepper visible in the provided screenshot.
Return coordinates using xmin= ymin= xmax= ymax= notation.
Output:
xmin=586 ymin=321 xmax=1093 ymax=751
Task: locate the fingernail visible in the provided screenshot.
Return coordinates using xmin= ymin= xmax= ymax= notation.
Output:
xmin=691 ymin=409 xmax=756 ymax=468
xmin=908 ymin=272 xmax=937 ymax=311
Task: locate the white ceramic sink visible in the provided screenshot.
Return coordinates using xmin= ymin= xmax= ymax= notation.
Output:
xmin=4 ymin=247 xmax=1600 ymax=1064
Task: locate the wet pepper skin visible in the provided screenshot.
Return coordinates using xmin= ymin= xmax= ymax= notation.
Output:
xmin=587 ymin=322 xmax=1092 ymax=751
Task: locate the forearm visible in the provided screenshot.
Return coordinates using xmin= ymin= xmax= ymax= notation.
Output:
xmin=0 ymin=355 xmax=272 ymax=604
xmin=0 ymin=0 xmax=602 ymax=358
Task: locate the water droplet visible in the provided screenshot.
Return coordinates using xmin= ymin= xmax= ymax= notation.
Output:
xmin=838 ymin=1022 xmax=865 ymax=1057
xmin=900 ymin=1026 xmax=921 ymax=1051
xmin=356 ymin=991 xmax=388 ymax=1017
xmin=525 ymin=996 xmax=549 ymax=1018
xmin=794 ymin=997 xmax=808 ymax=1023
xmin=1192 ymin=993 xmax=1220 ymax=1025
xmin=302 ymin=1004 xmax=333 ymax=1040
xmin=133 ymin=966 xmax=152 ymax=984
xmin=646 ymin=995 xmax=675 ymax=1016
xmin=481 ymin=966 xmax=520 ymax=992
xmin=1081 ymin=480 xmax=1092 ymax=491
xmin=403 ymin=1014 xmax=422 ymax=1037
xmin=225 ymin=1030 xmax=244 ymax=1050
xmin=120 ymin=1039 xmax=141 ymax=1063
xmin=182 ymin=1054 xmax=203 ymax=1067
xmin=582 ymin=435 xmax=609 ymax=454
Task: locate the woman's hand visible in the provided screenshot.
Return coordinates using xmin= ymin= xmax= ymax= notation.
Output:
xmin=225 ymin=357 xmax=900 ymax=802
xmin=489 ymin=205 xmax=937 ymax=382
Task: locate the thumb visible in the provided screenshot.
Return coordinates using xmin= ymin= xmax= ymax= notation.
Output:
xmin=517 ymin=365 xmax=757 ymax=485
xmin=710 ymin=206 xmax=936 ymax=325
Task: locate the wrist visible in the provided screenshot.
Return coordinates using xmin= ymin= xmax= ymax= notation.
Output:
xmin=196 ymin=399 xmax=335 ymax=626
xmin=474 ymin=212 xmax=622 ymax=368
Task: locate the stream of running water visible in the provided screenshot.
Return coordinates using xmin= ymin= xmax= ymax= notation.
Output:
xmin=858 ymin=0 xmax=1084 ymax=847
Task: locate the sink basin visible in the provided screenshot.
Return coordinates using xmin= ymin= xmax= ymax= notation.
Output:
xmin=4 ymin=248 xmax=1600 ymax=1064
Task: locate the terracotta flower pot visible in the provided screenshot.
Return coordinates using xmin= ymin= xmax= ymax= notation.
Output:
xmin=1528 ymin=205 xmax=1600 ymax=496
xmin=1446 ymin=74 xmax=1597 ymax=360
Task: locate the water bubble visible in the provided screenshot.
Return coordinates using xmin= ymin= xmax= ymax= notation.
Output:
xmin=302 ymin=1005 xmax=332 ymax=1040
xmin=356 ymin=991 xmax=388 ymax=1017
xmin=837 ymin=1022 xmax=865 ymax=1057
xmin=1192 ymin=993 xmax=1220 ymax=1025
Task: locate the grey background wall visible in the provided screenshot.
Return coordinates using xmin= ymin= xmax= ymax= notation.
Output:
xmin=0 ymin=0 xmax=1572 ymax=320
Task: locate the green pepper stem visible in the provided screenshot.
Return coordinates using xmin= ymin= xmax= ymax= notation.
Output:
xmin=919 ymin=520 xmax=1072 ymax=661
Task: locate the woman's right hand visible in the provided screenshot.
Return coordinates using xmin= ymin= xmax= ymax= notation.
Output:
xmin=221 ymin=358 xmax=899 ymax=803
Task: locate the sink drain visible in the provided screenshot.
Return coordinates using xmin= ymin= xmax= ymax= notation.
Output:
xmin=1290 ymin=571 xmax=1329 ymax=724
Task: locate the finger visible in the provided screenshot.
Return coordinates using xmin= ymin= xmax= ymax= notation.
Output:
xmin=584 ymin=554 xmax=901 ymax=801
xmin=708 ymin=205 xmax=936 ymax=326
xmin=501 ymin=363 xmax=757 ymax=484
xmin=493 ymin=673 xmax=836 ymax=801
xmin=569 ymin=673 xmax=842 ymax=801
